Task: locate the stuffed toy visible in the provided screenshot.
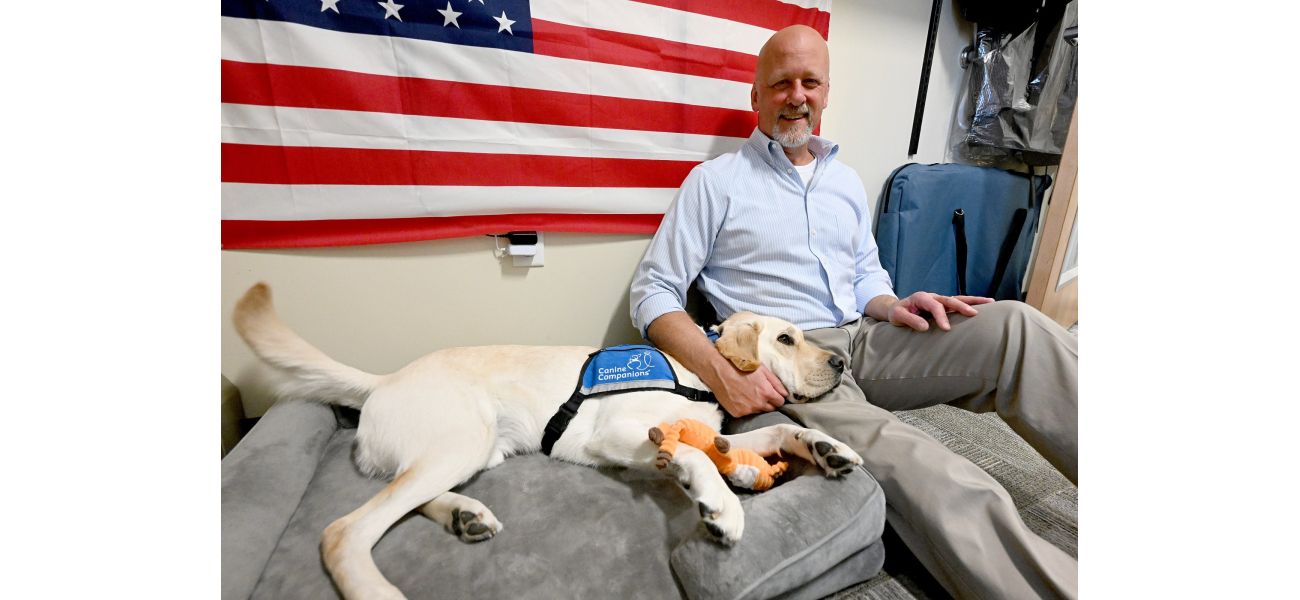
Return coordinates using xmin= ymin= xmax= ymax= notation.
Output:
xmin=648 ymin=418 xmax=789 ymax=491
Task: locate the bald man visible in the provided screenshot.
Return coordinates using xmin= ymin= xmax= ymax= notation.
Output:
xmin=629 ymin=25 xmax=1079 ymax=599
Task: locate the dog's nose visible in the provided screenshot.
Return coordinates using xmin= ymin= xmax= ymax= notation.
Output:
xmin=828 ymin=355 xmax=844 ymax=374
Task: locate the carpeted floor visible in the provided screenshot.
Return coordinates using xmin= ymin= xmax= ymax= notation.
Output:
xmin=823 ymin=324 xmax=1079 ymax=599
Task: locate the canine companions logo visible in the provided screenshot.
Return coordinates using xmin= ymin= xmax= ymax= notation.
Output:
xmin=596 ymin=350 xmax=656 ymax=383
xmin=626 ymin=350 xmax=653 ymax=371
xmin=577 ymin=345 xmax=681 ymax=397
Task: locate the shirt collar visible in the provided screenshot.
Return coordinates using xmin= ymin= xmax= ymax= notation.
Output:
xmin=744 ymin=127 xmax=839 ymax=171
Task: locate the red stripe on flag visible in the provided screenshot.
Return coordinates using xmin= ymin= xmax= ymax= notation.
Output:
xmin=222 ymin=143 xmax=699 ymax=187
xmin=532 ymin=19 xmax=758 ymax=84
xmin=221 ymin=60 xmax=757 ymax=138
xmin=630 ymin=0 xmax=830 ymax=39
xmin=222 ymin=214 xmax=663 ymax=248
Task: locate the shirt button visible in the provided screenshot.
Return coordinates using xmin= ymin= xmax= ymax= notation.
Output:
xmin=786 ymin=168 xmax=793 ymax=174
xmin=811 ymin=229 xmax=817 ymax=236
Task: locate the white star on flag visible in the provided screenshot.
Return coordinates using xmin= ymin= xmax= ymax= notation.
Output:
xmin=468 ymin=0 xmax=483 ymax=4
xmin=377 ymin=0 xmax=404 ymax=20
xmin=493 ymin=11 xmax=515 ymax=35
xmin=437 ymin=1 xmax=462 ymax=28
xmin=320 ymin=0 xmax=341 ymax=13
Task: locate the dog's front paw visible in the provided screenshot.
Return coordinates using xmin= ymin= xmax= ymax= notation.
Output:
xmin=797 ymin=430 xmax=863 ymax=478
xmin=697 ymin=490 xmax=745 ymax=546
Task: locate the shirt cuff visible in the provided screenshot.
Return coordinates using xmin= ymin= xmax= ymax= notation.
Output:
xmin=633 ymin=292 xmax=686 ymax=338
xmin=855 ymin=281 xmax=897 ymax=314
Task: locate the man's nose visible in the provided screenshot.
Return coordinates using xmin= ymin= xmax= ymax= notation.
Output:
xmin=789 ymin=85 xmax=807 ymax=106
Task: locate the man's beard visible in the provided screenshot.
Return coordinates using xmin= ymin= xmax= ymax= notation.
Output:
xmin=773 ymin=105 xmax=814 ymax=148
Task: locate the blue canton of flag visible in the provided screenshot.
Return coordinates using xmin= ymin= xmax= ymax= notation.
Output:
xmin=221 ymin=0 xmax=534 ymax=52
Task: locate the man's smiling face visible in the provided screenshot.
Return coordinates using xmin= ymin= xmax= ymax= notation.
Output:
xmin=750 ymin=26 xmax=830 ymax=153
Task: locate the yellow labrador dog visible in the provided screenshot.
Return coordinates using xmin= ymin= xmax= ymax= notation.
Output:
xmin=233 ymin=283 xmax=863 ymax=600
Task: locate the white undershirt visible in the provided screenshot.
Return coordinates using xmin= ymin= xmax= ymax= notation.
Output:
xmin=794 ymin=157 xmax=818 ymax=188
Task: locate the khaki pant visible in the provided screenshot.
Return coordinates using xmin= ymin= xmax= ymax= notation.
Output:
xmin=780 ymin=300 xmax=1078 ymax=599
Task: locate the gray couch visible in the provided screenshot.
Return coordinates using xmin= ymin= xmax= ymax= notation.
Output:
xmin=222 ymin=400 xmax=888 ymax=600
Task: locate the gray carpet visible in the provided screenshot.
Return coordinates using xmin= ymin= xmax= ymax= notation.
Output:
xmin=823 ymin=404 xmax=1078 ymax=600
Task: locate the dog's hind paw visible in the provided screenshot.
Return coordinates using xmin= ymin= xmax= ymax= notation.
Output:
xmin=422 ymin=493 xmax=503 ymax=543
xmin=444 ymin=504 xmax=503 ymax=543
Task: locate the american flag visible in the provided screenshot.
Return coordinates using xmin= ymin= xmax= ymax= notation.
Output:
xmin=221 ymin=0 xmax=832 ymax=248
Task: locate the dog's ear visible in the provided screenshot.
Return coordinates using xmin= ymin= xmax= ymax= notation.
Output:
xmin=715 ymin=321 xmax=761 ymax=372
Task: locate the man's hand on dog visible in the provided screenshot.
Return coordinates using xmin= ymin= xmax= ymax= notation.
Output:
xmin=715 ymin=365 xmax=787 ymax=417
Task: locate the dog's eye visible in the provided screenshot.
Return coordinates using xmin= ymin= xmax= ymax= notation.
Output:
xmin=777 ymin=334 xmax=794 ymax=346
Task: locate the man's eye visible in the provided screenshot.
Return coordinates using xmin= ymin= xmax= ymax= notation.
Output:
xmin=803 ymin=79 xmax=821 ymax=88
xmin=777 ymin=334 xmax=794 ymax=346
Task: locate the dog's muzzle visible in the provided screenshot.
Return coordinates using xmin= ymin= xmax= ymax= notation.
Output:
xmin=790 ymin=357 xmax=846 ymax=403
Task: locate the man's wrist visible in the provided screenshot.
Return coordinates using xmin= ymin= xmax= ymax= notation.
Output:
xmin=865 ymin=294 xmax=898 ymax=322
xmin=704 ymin=354 xmax=738 ymax=390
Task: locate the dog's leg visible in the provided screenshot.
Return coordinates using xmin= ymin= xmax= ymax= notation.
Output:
xmin=582 ymin=418 xmax=744 ymax=545
xmin=663 ymin=444 xmax=746 ymax=545
xmin=322 ymin=458 xmax=486 ymax=600
xmin=721 ymin=424 xmax=863 ymax=478
xmin=418 ymin=492 xmax=503 ymax=543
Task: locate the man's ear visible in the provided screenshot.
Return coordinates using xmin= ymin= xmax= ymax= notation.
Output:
xmin=715 ymin=321 xmax=760 ymax=372
xmin=750 ymin=85 xmax=759 ymax=112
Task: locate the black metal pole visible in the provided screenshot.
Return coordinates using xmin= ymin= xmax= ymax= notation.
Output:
xmin=908 ymin=0 xmax=943 ymax=157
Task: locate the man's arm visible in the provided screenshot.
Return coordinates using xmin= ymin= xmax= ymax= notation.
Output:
xmin=629 ymin=167 xmax=717 ymax=336
xmin=628 ymin=166 xmax=782 ymax=417
xmin=646 ymin=311 xmax=787 ymax=418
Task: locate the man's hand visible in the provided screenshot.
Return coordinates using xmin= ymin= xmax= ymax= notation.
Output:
xmin=713 ymin=364 xmax=787 ymax=418
xmin=878 ymin=292 xmax=994 ymax=332
xmin=646 ymin=310 xmax=788 ymax=419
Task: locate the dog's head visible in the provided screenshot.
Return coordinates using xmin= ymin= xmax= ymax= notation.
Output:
xmin=710 ymin=311 xmax=844 ymax=402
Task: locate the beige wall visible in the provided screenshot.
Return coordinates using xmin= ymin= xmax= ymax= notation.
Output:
xmin=221 ymin=1 xmax=974 ymax=416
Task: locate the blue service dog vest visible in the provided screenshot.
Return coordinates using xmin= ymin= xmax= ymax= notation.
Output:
xmin=540 ymin=344 xmax=719 ymax=455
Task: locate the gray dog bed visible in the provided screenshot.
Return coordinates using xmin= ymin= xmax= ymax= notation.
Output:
xmin=222 ymin=401 xmax=888 ymax=600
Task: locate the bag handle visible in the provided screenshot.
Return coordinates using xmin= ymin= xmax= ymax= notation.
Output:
xmin=951 ymin=209 xmax=968 ymax=296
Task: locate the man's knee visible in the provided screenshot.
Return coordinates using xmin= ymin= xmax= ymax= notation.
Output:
xmin=969 ymin=300 xmax=1052 ymax=328
xmin=984 ymin=299 xmax=1031 ymax=317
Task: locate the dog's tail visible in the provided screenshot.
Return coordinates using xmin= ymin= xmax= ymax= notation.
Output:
xmin=233 ymin=283 xmax=380 ymax=409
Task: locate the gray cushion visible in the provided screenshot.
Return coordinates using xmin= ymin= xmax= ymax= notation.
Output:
xmin=671 ymin=462 xmax=885 ymax=600
xmin=226 ymin=401 xmax=886 ymax=600
xmin=222 ymin=400 xmax=337 ymax=600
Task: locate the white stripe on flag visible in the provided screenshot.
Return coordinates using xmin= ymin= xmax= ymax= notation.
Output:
xmin=222 ymin=184 xmax=679 ymax=220
xmin=221 ymin=17 xmax=752 ymax=111
xmin=779 ymin=0 xmax=833 ymax=11
xmin=221 ymin=104 xmax=746 ymax=161
xmin=531 ymin=0 xmax=774 ymax=52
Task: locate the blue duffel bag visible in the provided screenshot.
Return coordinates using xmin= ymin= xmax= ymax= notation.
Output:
xmin=873 ymin=163 xmax=1050 ymax=300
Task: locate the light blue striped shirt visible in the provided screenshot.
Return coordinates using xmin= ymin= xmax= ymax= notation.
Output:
xmin=630 ymin=128 xmax=896 ymax=336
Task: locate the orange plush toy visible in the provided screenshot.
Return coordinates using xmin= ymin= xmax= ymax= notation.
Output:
xmin=648 ymin=418 xmax=789 ymax=491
